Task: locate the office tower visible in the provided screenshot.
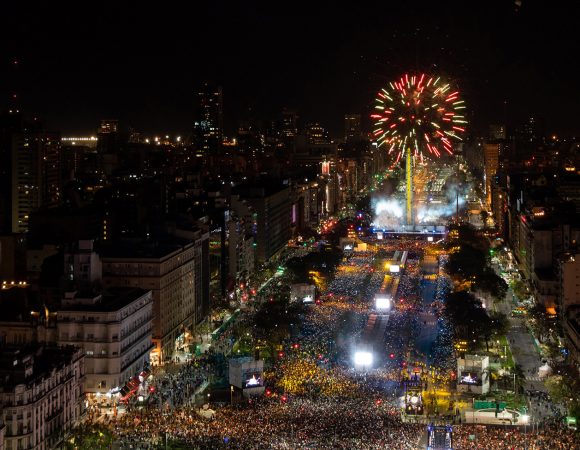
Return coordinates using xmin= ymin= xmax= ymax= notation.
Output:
xmin=280 ymin=109 xmax=298 ymax=140
xmin=483 ymin=143 xmax=500 ymax=208
xmin=97 ymin=119 xmax=119 ymax=153
xmin=100 ymin=232 xmax=210 ymax=364
xmin=0 ymin=112 xmax=62 ymax=234
xmin=235 ymin=182 xmax=291 ymax=265
xmin=194 ymin=83 xmax=223 ymax=154
xmin=0 ymin=112 xmax=22 ymax=233
xmin=306 ymin=122 xmax=331 ymax=145
xmin=344 ymin=114 xmax=362 ymax=143
xmin=489 ymin=124 xmax=506 ymax=141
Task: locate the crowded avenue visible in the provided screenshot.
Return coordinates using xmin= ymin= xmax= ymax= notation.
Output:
xmin=71 ymin=220 xmax=580 ymax=450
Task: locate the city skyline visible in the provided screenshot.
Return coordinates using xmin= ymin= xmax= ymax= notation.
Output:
xmin=2 ymin=2 xmax=580 ymax=136
xmin=1 ymin=3 xmax=580 ymax=448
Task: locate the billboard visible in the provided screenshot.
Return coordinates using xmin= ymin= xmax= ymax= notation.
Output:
xmin=229 ymin=357 xmax=265 ymax=391
xmin=291 ymin=284 xmax=316 ymax=304
xmin=460 ymin=371 xmax=480 ymax=385
xmin=242 ymin=370 xmax=264 ymax=388
xmin=389 ymin=264 xmax=400 ymax=273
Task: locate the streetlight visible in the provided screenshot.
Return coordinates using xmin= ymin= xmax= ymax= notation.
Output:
xmin=521 ymin=414 xmax=529 ymax=449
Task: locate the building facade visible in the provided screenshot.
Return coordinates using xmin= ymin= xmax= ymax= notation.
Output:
xmin=100 ymin=237 xmax=208 ymax=364
xmin=10 ymin=131 xmax=61 ymax=234
xmin=236 ymin=184 xmax=291 ymax=265
xmin=483 ymin=142 xmax=500 ymax=208
xmin=195 ymin=84 xmax=223 ymax=155
xmin=0 ymin=345 xmax=85 ymax=450
xmin=56 ymin=288 xmax=152 ymax=394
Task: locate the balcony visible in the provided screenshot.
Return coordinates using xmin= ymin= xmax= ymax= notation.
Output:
xmin=120 ymin=328 xmax=153 ymax=354
xmin=121 ymin=342 xmax=155 ymax=371
xmin=5 ymin=428 xmax=32 ymax=438
xmin=46 ymin=407 xmax=64 ymax=423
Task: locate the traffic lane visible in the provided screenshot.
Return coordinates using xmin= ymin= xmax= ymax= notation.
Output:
xmin=507 ymin=319 xmax=547 ymax=393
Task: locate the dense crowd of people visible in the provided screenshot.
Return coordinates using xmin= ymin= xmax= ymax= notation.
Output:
xmin=113 ymin=396 xmax=425 ymax=449
xmin=453 ymin=423 xmax=579 ymax=450
xmin=145 ymin=355 xmax=213 ymax=410
xmin=97 ymin=241 xmax=579 ymax=449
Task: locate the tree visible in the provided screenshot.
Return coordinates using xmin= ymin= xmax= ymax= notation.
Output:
xmin=65 ymin=423 xmax=113 ymax=450
xmin=488 ymin=311 xmax=510 ymax=337
xmin=546 ymin=363 xmax=580 ymax=417
xmin=445 ymin=291 xmax=488 ymax=344
xmin=476 ymin=268 xmax=508 ymax=300
xmin=512 ymin=363 xmax=526 ymax=395
xmin=480 ymin=210 xmax=489 ymax=228
xmin=252 ymin=297 xmax=303 ymax=358
xmin=446 ymin=244 xmax=487 ymax=280
xmin=510 ymin=279 xmax=529 ymax=301
xmin=527 ymin=303 xmax=552 ymax=343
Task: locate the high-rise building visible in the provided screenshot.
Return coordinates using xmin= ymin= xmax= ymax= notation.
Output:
xmin=100 ymin=233 xmax=210 ymax=365
xmin=235 ymin=182 xmax=291 ymax=265
xmin=344 ymin=114 xmax=362 ymax=143
xmin=194 ymin=84 xmax=223 ymax=154
xmin=97 ymin=119 xmax=119 ymax=154
xmin=280 ymin=109 xmax=298 ymax=140
xmin=306 ymin=122 xmax=331 ymax=145
xmin=483 ymin=143 xmax=500 ymax=208
xmin=1 ymin=114 xmax=62 ymax=234
xmin=489 ymin=124 xmax=506 ymax=141
xmin=0 ymin=112 xmax=22 ymax=234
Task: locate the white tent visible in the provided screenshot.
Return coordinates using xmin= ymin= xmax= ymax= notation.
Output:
xmin=196 ymin=404 xmax=216 ymax=419
xmin=538 ymin=363 xmax=552 ymax=379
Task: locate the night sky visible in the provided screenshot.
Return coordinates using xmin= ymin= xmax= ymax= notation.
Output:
xmin=2 ymin=1 xmax=579 ymax=136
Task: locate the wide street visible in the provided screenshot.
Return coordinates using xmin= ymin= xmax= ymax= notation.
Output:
xmin=91 ymin=217 xmax=577 ymax=449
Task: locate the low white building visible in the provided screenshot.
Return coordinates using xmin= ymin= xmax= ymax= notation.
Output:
xmin=229 ymin=357 xmax=264 ymax=398
xmin=290 ymin=284 xmax=316 ymax=304
xmin=57 ymin=288 xmax=153 ymax=394
xmin=457 ymin=354 xmax=490 ymax=395
xmin=0 ymin=345 xmax=85 ymax=450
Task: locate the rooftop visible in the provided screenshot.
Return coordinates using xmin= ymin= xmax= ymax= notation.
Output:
xmin=0 ymin=344 xmax=82 ymax=391
xmin=233 ymin=180 xmax=289 ymax=198
xmin=58 ymin=287 xmax=150 ymax=312
xmin=97 ymin=236 xmax=193 ymax=259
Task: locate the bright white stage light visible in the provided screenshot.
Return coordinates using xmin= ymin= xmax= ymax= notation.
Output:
xmin=354 ymin=351 xmax=373 ymax=367
xmin=375 ymin=296 xmax=391 ymax=310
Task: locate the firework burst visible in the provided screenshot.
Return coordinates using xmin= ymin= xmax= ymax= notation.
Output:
xmin=371 ymin=73 xmax=467 ymax=165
